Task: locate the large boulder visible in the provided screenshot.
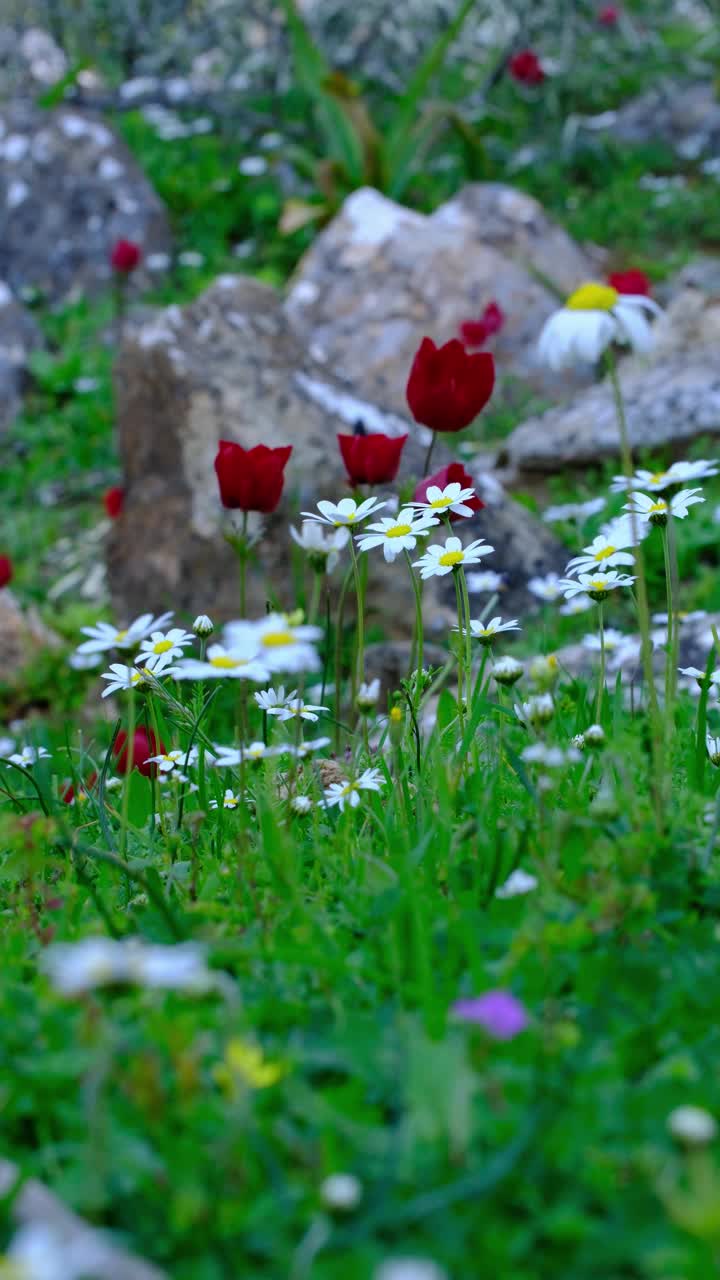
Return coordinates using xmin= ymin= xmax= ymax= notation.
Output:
xmin=108 ymin=275 xmax=567 ymax=631
xmin=498 ymin=287 xmax=720 ymax=475
xmin=284 ymin=185 xmax=601 ymax=416
xmin=0 ymin=280 xmax=43 ymax=431
xmin=0 ymin=102 xmax=171 ymax=301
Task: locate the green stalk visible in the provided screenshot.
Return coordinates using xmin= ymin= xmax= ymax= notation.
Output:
xmin=661 ymin=524 xmax=674 ymax=713
xmin=404 ymin=549 xmax=424 ymax=706
xmin=348 ymin=535 xmax=365 ymax=708
xmin=422 ymin=433 xmax=437 ymax=477
xmin=333 ymin=562 xmax=354 ymax=751
xmin=453 ymin=569 xmax=466 ymax=732
xmin=119 ymin=684 xmax=136 ymax=859
xmin=458 ymin=566 xmax=473 ymax=704
xmin=595 ymin=601 xmax=605 ymax=723
xmin=606 ymin=351 xmax=665 ymax=827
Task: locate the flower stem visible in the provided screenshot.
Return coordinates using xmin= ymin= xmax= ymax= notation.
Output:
xmin=333 ymin=563 xmax=353 ymax=751
xmin=606 ymin=350 xmax=665 ymax=826
xmin=120 ymin=686 xmax=135 ymax=861
xmin=458 ymin=566 xmax=473 ymax=703
xmin=595 ymin=601 xmax=605 ymax=722
xmin=238 ymin=510 xmax=248 ymax=616
xmin=422 ymin=433 xmax=437 ymax=477
xmin=453 ymin=569 xmax=466 ymax=731
xmin=348 ymin=536 xmax=365 ymax=710
xmin=404 ymin=549 xmax=424 ymax=707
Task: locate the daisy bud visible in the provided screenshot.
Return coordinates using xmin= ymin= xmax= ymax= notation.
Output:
xmin=667 ymin=1105 xmax=717 ymax=1147
xmin=518 ymin=694 xmax=554 ymax=727
xmin=590 ymin=779 xmax=618 ymax=820
xmin=571 ymin=733 xmax=586 ymax=751
xmin=193 ymin=614 xmax=214 ymax=637
xmin=707 ymin=735 xmax=720 ymax=767
xmin=529 ymin=654 xmax=559 ymax=690
xmin=492 ymin=656 xmax=523 ymax=687
xmin=290 ymin=795 xmax=313 ymax=815
xmin=320 ymin=1172 xmax=363 ymax=1212
xmin=357 ymin=678 xmax=381 ymax=713
xmin=584 ymin=723 xmax=605 ymax=747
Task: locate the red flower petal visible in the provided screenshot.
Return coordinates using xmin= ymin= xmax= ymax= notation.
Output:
xmin=337 ymin=432 xmax=407 ymax=485
xmin=214 ymin=441 xmax=293 ymax=513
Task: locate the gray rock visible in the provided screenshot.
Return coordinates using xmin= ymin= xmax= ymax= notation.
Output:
xmin=284 ymin=185 xmax=599 ymax=416
xmin=0 ymin=590 xmax=60 ymax=687
xmin=0 ymin=279 xmax=43 ymax=430
xmin=583 ymin=81 xmax=720 ymax=160
xmin=108 ymin=275 xmax=568 ymax=631
xmin=0 ymin=101 xmax=171 ymax=302
xmin=499 ymin=289 xmax=720 ymax=474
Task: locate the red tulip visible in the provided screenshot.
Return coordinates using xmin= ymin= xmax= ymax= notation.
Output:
xmin=508 ymin=49 xmax=545 ymax=86
xmin=103 ymin=486 xmax=125 ymax=518
xmin=459 ymin=301 xmax=506 ymax=349
xmin=337 ymin=431 xmax=407 ymax=486
xmin=598 ymin=4 xmax=619 ymax=24
xmin=0 ymin=556 xmax=12 ymax=589
xmin=413 ymin=462 xmax=485 ymax=523
xmin=406 ymin=338 xmax=495 ymax=435
xmin=113 ymin=728 xmax=166 ymax=778
xmin=608 ymin=268 xmax=651 ymax=296
xmin=214 ymin=441 xmax=292 ymax=513
xmin=110 ymin=238 xmax=142 ymax=274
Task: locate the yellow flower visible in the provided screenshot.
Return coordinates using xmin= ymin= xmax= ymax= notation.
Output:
xmin=213 ymin=1038 xmax=285 ymax=1095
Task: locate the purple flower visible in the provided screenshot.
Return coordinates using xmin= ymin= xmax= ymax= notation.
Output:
xmin=451 ymin=990 xmax=528 ymax=1040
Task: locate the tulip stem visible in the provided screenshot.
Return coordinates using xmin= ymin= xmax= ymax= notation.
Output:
xmin=422 ymin=433 xmax=437 ymax=478
xmin=237 ymin=511 xmax=249 ymax=616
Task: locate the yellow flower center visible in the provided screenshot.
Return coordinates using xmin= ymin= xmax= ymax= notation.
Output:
xmin=261 ymin=631 xmax=295 ymax=647
xmin=386 ymin=523 xmax=412 ymax=538
xmin=650 ymin=471 xmax=668 ymax=485
xmin=565 ymin=283 xmax=619 ymax=312
xmin=594 ymin=545 xmax=616 ymax=561
xmin=429 ymin=497 xmax=451 ymax=509
xmin=335 ymin=513 xmax=355 ymax=525
xmin=548 ymin=655 xmax=558 ymax=669
xmin=649 ymin=500 xmax=667 ymax=514
xmin=389 ymin=706 xmax=402 ymax=723
xmin=153 ymin=639 xmax=174 ymax=654
xmin=590 ymin=578 xmax=607 ymax=591
xmin=116 ymin=629 xmax=128 ymax=641
xmin=210 ymin=655 xmax=246 ymax=668
xmin=439 ymin=550 xmax=465 ymax=567
xmin=131 ymin=670 xmax=144 ymax=684
xmin=340 ymin=781 xmax=358 ymax=796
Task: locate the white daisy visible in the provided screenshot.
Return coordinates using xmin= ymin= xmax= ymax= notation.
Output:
xmin=147 ymin=747 xmax=199 ymax=773
xmin=136 ymin=627 xmax=195 ymax=662
xmin=496 ymin=868 xmax=538 ymax=899
xmin=559 ymin=594 xmax=595 ymax=616
xmin=290 ymin=520 xmax=349 ymax=572
xmin=211 ymin=741 xmax=280 ymax=767
xmin=301 ymin=496 xmax=387 ymax=528
xmin=174 ymin=637 xmax=271 ymax=682
xmin=611 ymin=459 xmax=718 ymax=493
xmin=356 ymin=508 xmax=439 ymax=563
xmin=679 ymin=666 xmax=720 ymax=688
xmin=267 ymin=697 xmax=329 ymax=723
xmin=521 ymin=744 xmax=581 ymax=767
xmin=411 ymin=482 xmax=479 ymax=519
xmin=6 ymin=745 xmax=51 ymax=768
xmin=0 ymin=735 xmax=14 ymax=758
xmin=542 ymin=497 xmax=606 ymax=523
xmin=527 ymin=573 xmax=564 ymax=602
xmin=653 ymin=610 xmax=707 ymax=626
xmin=466 ymin=570 xmax=504 ymax=593
xmin=559 ymin=571 xmax=635 ymax=601
xmin=226 ymin=614 xmax=322 ymax=674
xmin=565 ymin=532 xmax=636 ymax=577
xmin=582 ymin=628 xmax=629 ymax=653
xmin=210 ymin=788 xmax=241 ymax=809
xmin=455 ymin=616 xmax=521 ymax=644
xmin=100 ymin=652 xmax=177 ymax=697
xmin=322 ymin=766 xmax=385 ymax=812
xmin=413 ymin=536 xmax=493 ymax=580
xmin=290 ymin=736 xmax=332 ymax=758
xmin=75 ymin=610 xmax=173 ymax=656
xmin=538 ymin=281 xmax=661 ymax=370
xmin=625 ymin=488 xmax=705 ymax=525
xmin=254 ymin=686 xmax=293 ymax=712
xmin=42 ymin=937 xmax=215 ymax=995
